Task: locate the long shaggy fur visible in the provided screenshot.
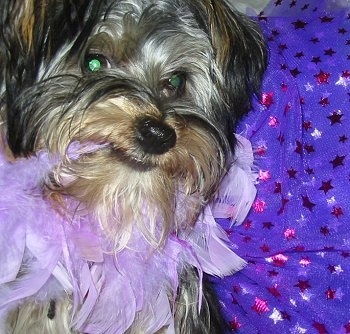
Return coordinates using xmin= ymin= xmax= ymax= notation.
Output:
xmin=0 ymin=0 xmax=266 ymax=333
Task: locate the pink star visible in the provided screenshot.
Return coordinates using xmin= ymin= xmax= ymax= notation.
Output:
xmin=259 ymin=170 xmax=271 ymax=181
xmin=253 ymin=198 xmax=266 ymax=213
xmin=261 ymin=92 xmax=274 ymax=108
xmin=299 ymin=257 xmax=311 ymax=267
xmin=244 ymin=219 xmax=252 ymax=229
xmin=284 ymin=228 xmax=296 ymax=240
xmin=229 ymin=317 xmax=242 ymax=330
xmin=331 ymin=206 xmax=344 ymax=218
xmin=268 ymin=116 xmax=279 ymax=128
xmin=267 ymin=284 xmax=281 ymax=298
xmin=252 ymin=297 xmax=269 ymax=315
xmin=315 ymin=70 xmax=330 ymax=84
xmin=268 ymin=253 xmax=289 ymax=266
xmin=256 ymin=144 xmax=267 ymax=156
xmin=325 ymin=287 xmax=336 ymax=300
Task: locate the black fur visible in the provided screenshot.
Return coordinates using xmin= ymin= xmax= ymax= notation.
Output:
xmin=0 ymin=0 xmax=94 ymax=155
xmin=47 ymin=300 xmax=56 ymax=320
xmin=0 ymin=1 xmax=266 ymax=332
xmin=175 ymin=267 xmax=229 ymax=334
xmin=0 ymin=0 xmax=266 ymax=157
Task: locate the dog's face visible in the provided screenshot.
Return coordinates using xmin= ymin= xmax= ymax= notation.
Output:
xmin=0 ymin=0 xmax=266 ymax=249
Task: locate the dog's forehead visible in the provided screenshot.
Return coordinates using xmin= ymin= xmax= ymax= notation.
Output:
xmin=96 ymin=0 xmax=199 ymax=32
xmin=103 ymin=0 xmax=190 ymax=16
xmin=85 ymin=0 xmax=211 ymax=73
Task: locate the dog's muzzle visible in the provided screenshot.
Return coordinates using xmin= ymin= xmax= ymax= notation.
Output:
xmin=136 ymin=117 xmax=176 ymax=155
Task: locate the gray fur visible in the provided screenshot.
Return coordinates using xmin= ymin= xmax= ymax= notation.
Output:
xmin=0 ymin=0 xmax=266 ymax=332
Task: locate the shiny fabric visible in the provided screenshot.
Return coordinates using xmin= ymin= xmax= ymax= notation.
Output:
xmin=216 ymin=1 xmax=350 ymax=332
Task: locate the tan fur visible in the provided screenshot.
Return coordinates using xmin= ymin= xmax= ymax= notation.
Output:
xmin=7 ymin=298 xmax=76 ymax=334
xmin=20 ymin=1 xmax=36 ymax=50
xmin=8 ymin=297 xmax=168 ymax=334
xmin=192 ymin=0 xmax=266 ymax=76
xmin=9 ymin=0 xmax=38 ymax=51
xmin=0 ymin=0 xmax=267 ymax=331
xmin=45 ymin=98 xmax=225 ymax=250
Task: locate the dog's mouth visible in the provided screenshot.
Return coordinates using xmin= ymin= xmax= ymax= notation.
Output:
xmin=109 ymin=145 xmax=159 ymax=171
xmin=58 ymin=96 xmax=227 ymax=198
xmin=66 ymin=140 xmax=166 ymax=172
xmin=66 ymin=141 xmax=110 ymax=159
xmin=109 ymin=115 xmax=178 ymax=170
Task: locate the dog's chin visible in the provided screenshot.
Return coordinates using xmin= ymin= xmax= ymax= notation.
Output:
xmin=46 ymin=128 xmax=225 ymax=251
xmin=35 ymin=96 xmax=227 ymax=250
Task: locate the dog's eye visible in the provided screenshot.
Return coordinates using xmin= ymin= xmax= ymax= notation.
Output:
xmin=161 ymin=72 xmax=187 ymax=98
xmin=169 ymin=73 xmax=185 ymax=89
xmin=168 ymin=72 xmax=186 ymax=91
xmin=84 ymin=54 xmax=111 ymax=72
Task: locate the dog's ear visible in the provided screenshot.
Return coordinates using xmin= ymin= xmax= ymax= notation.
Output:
xmin=0 ymin=0 xmax=91 ymax=99
xmin=0 ymin=0 xmax=94 ymax=156
xmin=190 ymin=0 xmax=267 ymax=122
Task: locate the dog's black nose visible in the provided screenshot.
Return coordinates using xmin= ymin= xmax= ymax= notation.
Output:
xmin=136 ymin=118 xmax=176 ymax=155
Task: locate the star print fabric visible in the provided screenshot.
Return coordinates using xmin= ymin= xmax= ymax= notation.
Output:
xmin=216 ymin=1 xmax=350 ymax=333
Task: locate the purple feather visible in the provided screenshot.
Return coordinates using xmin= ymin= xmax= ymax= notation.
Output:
xmin=0 ymin=134 xmax=256 ymax=333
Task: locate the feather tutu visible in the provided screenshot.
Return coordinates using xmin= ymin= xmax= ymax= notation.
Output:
xmin=0 ymin=134 xmax=256 ymax=333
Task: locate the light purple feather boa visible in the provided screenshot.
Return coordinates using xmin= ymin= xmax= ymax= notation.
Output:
xmin=0 ymin=135 xmax=256 ymax=333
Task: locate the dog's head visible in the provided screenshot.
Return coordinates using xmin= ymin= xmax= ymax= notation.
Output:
xmin=0 ymin=0 xmax=266 ymax=249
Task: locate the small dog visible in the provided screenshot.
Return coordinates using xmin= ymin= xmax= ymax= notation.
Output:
xmin=0 ymin=1 xmax=266 ymax=333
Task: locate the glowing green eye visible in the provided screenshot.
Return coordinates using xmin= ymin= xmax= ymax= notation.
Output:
xmin=160 ymin=72 xmax=187 ymax=98
xmin=84 ymin=54 xmax=109 ymax=73
xmin=88 ymin=58 xmax=102 ymax=72
xmin=169 ymin=74 xmax=182 ymax=88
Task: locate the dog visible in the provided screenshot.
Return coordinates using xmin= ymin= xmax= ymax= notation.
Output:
xmin=0 ymin=1 xmax=266 ymax=333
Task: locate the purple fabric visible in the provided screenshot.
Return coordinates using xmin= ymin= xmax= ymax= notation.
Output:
xmin=0 ymin=137 xmax=255 ymax=333
xmin=216 ymin=1 xmax=350 ymax=333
